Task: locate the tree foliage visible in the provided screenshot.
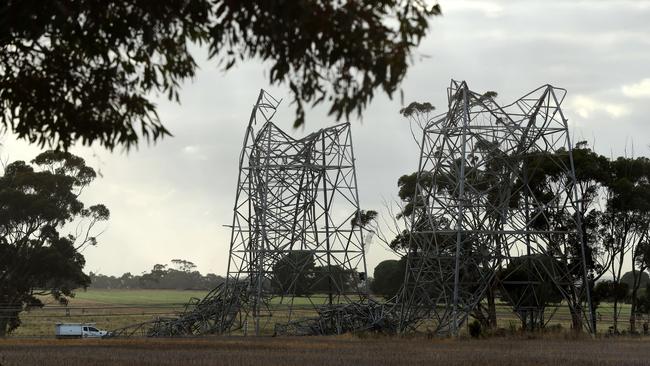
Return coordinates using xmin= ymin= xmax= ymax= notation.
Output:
xmin=592 ymin=280 xmax=629 ymax=305
xmin=599 ymin=156 xmax=650 ymax=331
xmin=0 ymin=151 xmax=108 ymax=336
xmin=499 ymin=255 xmax=565 ymax=308
xmin=0 ymin=1 xmax=441 ymax=150
xmin=620 ymin=270 xmax=650 ymax=290
xmin=311 ymin=265 xmax=358 ymax=294
xmin=272 ymin=251 xmax=316 ymax=296
xmin=399 ymin=101 xmax=435 ymax=118
xmin=271 ymin=251 xmax=357 ymax=295
xmin=371 ymin=259 xmax=405 ymax=299
xmin=351 ymin=209 xmax=378 ymax=228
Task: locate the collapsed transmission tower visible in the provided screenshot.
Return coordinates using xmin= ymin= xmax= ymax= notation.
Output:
xmin=398 ymin=80 xmax=595 ymax=336
xmin=224 ymin=90 xmax=370 ymax=335
xmin=109 ymin=90 xmax=373 ymax=338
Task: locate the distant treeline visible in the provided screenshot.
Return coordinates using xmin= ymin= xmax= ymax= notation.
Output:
xmin=88 ymin=255 xmax=361 ymax=293
xmin=88 ymin=259 xmax=225 ymax=290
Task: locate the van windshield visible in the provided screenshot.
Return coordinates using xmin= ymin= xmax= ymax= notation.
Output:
xmin=88 ymin=327 xmax=98 ymax=332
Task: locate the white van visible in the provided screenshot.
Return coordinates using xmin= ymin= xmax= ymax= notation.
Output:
xmin=55 ymin=323 xmax=108 ymax=339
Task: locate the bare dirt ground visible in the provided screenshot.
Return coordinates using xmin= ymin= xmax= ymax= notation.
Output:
xmin=1 ymin=335 xmax=649 ymax=366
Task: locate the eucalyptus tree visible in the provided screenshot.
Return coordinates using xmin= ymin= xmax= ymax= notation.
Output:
xmin=602 ymin=156 xmax=650 ymax=332
xmin=1 ymin=1 xmax=440 ymax=150
xmin=371 ymin=259 xmax=406 ymax=299
xmin=0 ymin=151 xmax=108 ymax=336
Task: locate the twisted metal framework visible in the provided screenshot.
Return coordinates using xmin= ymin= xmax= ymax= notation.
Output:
xmin=108 ymin=282 xmax=248 ymax=337
xmin=398 ymin=80 xmax=595 ymax=335
xmin=274 ymin=299 xmax=399 ymax=336
xmin=224 ymin=89 xmax=370 ymax=335
xmin=109 ymin=90 xmax=373 ymax=338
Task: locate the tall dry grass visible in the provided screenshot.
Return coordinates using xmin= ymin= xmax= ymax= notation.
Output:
xmin=0 ymin=335 xmax=649 ymax=366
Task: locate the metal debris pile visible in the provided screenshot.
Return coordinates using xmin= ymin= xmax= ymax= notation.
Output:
xmin=274 ymin=300 xmax=399 ymax=336
xmin=108 ymin=282 xmax=250 ymax=337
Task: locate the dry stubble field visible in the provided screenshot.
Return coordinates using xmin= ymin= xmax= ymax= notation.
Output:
xmin=1 ymin=335 xmax=649 ymax=366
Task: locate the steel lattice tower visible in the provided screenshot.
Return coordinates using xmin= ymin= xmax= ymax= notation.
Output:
xmin=225 ymin=90 xmax=369 ymax=335
xmin=398 ymin=80 xmax=595 ymax=335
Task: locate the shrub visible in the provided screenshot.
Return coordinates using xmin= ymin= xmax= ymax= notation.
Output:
xmin=468 ymin=320 xmax=482 ymax=338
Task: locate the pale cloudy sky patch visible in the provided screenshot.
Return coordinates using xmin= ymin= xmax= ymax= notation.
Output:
xmin=569 ymin=95 xmax=630 ymax=119
xmin=622 ymin=78 xmax=650 ymax=98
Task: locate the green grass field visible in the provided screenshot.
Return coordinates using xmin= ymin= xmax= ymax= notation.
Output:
xmin=71 ymin=289 xmax=209 ymax=305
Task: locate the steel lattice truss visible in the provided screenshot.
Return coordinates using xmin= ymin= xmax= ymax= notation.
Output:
xmin=224 ymin=90 xmax=370 ymax=335
xmin=108 ymin=90 xmax=375 ymax=338
xmin=108 ymin=282 xmax=248 ymax=337
xmin=398 ymin=80 xmax=595 ymax=335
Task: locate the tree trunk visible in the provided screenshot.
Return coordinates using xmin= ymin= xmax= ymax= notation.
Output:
xmin=589 ymin=279 xmax=598 ymax=332
xmin=629 ymin=267 xmax=643 ymax=333
xmin=569 ymin=303 xmax=583 ymax=331
xmin=487 ymin=285 xmax=497 ymax=329
xmin=0 ymin=313 xmax=8 ymax=337
xmin=471 ymin=307 xmax=489 ymax=329
xmin=613 ymin=297 xmax=619 ymax=333
xmin=612 ymin=245 xmax=625 ymax=334
xmin=0 ymin=307 xmax=21 ymax=337
xmin=630 ymin=282 xmax=637 ymax=333
xmin=630 ymin=295 xmax=637 ymax=333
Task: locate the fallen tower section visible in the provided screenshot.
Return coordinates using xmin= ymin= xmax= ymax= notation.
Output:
xmin=110 ymin=90 xmax=383 ymax=337
xmin=398 ymin=80 xmax=596 ymax=336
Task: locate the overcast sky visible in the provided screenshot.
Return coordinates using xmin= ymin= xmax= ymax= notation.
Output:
xmin=4 ymin=0 xmax=650 ymax=276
